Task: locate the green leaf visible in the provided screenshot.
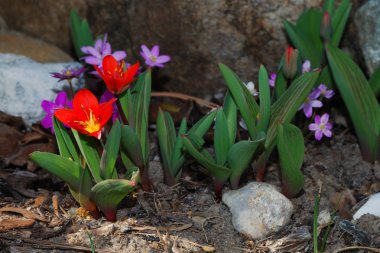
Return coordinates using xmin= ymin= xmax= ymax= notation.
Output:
xmin=156 ymin=109 xmax=177 ymax=182
xmin=69 ymin=10 xmax=94 ymax=59
xmin=228 ymin=132 xmax=265 ymax=189
xmin=266 ymin=71 xmax=319 ymax=149
xmin=131 ymin=70 xmax=151 ymax=163
xmin=284 ymin=20 xmax=321 ymax=67
xmin=91 ymin=175 xmax=139 ymax=222
xmin=317 ymin=66 xmax=334 ymax=90
xmin=72 ymin=130 xmax=102 ymax=183
xmin=100 ymin=120 xmax=121 ymax=179
xmin=257 ymin=65 xmax=271 ymax=133
xmin=188 ymin=109 xmax=217 ymax=137
xmin=326 ymin=44 xmax=380 ymax=162
xmin=331 ymin=0 xmax=351 ymax=47
xmin=323 ymin=0 xmax=335 ymax=15
xmin=277 ymin=123 xmax=305 ymax=197
xmin=182 ymin=135 xmax=230 ymax=183
xmin=120 ymin=125 xmax=145 ymax=168
xmin=369 ymin=65 xmax=380 ymax=97
xmin=30 ymin=152 xmax=82 ymax=192
xmin=274 ymin=71 xmax=287 ymax=101
xmin=223 ymin=92 xmax=237 ymax=146
xmin=116 ymin=90 xmax=130 ymax=123
xmin=53 ymin=117 xmax=80 ymax=162
xmin=219 ymin=63 xmax=259 ymax=139
xmin=214 ymin=109 xmax=230 ymax=166
xmin=170 ymin=118 xmax=187 ymax=178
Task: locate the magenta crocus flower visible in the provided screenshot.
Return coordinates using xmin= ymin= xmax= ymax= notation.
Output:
xmin=299 ymin=91 xmax=323 ymax=118
xmin=41 ymin=92 xmax=72 ymax=133
xmin=99 ymin=90 xmax=120 ymax=122
xmin=317 ymin=84 xmax=334 ymax=99
xmin=308 ymin=113 xmax=332 ymax=141
xmin=81 ymin=34 xmax=127 ymax=67
xmin=50 ymin=67 xmax=86 ymax=82
xmin=269 ymin=73 xmax=277 ymax=88
xmin=140 ymin=45 xmax=171 ymax=68
xmin=302 ymin=60 xmax=311 ymax=73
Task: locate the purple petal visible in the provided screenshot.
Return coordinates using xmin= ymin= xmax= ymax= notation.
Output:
xmin=303 ymin=104 xmax=313 ymax=118
xmin=80 ymin=46 xmax=92 ymax=54
xmin=314 ymin=115 xmax=321 ymax=124
xmin=55 ymin=92 xmax=68 ymax=107
xmin=41 ymin=115 xmax=53 ymax=129
xmin=151 ymin=45 xmax=160 ymax=56
xmin=310 ymin=100 xmax=323 ymax=108
xmin=102 ymin=43 xmax=112 ymax=56
xmin=141 ymin=45 xmax=151 ymax=58
xmin=325 ymin=122 xmax=333 ymax=129
xmin=318 ymin=84 xmax=327 ymax=90
xmin=85 ymin=46 xmax=102 ymax=59
xmin=315 ymin=130 xmax=323 ymax=141
xmin=325 ymin=90 xmax=334 ymax=99
xmin=84 ymin=56 xmax=102 ymax=66
xmin=308 ymin=123 xmax=319 ymax=131
xmin=41 ymin=100 xmax=55 ymax=113
xmin=112 ymin=51 xmax=127 ymax=61
xmin=156 ymin=55 xmax=171 ymax=64
xmin=320 ymin=113 xmax=329 ymax=123
xmin=309 ymin=89 xmax=321 ymax=99
xmin=302 ymin=60 xmax=311 ymax=73
xmin=94 ymin=38 xmax=103 ymax=51
xmin=323 ymin=129 xmax=332 ymax=138
xmin=155 ymin=63 xmax=165 ymax=68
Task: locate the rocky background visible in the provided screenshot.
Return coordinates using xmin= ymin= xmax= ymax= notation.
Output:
xmin=0 ymin=0 xmax=366 ymax=98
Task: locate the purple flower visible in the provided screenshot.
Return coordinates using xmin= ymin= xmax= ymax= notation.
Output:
xmin=317 ymin=84 xmax=334 ymax=99
xmin=269 ymin=73 xmax=277 ymax=88
xmin=308 ymin=113 xmax=332 ymax=141
xmin=140 ymin=45 xmax=171 ymax=68
xmin=50 ymin=67 xmax=86 ymax=82
xmin=100 ymin=90 xmax=120 ymax=122
xmin=81 ymin=34 xmax=127 ymax=67
xmin=299 ymin=91 xmax=323 ymax=118
xmin=302 ymin=60 xmax=311 ymax=73
xmin=41 ymin=92 xmax=72 ymax=133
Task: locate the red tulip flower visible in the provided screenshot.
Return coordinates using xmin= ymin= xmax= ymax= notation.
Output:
xmin=94 ymin=55 xmax=140 ymax=95
xmin=54 ymin=89 xmax=116 ymax=139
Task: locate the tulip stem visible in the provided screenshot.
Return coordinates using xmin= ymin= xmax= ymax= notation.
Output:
xmin=115 ymin=98 xmax=129 ymax=125
xmin=67 ymin=79 xmax=75 ymax=99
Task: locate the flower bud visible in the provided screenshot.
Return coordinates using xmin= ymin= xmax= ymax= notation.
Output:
xmin=283 ymin=46 xmax=298 ymax=79
xmin=320 ymin=11 xmax=332 ymax=42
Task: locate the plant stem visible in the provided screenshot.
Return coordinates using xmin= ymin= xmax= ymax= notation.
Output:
xmin=67 ymin=79 xmax=75 ymax=99
xmin=115 ymin=97 xmax=129 ymax=125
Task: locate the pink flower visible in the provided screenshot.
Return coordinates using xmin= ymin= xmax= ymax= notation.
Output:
xmin=269 ymin=73 xmax=277 ymax=88
xmin=308 ymin=113 xmax=332 ymax=141
xmin=302 ymin=60 xmax=311 ymax=73
xmin=318 ymin=84 xmax=334 ymax=99
xmin=41 ymin=92 xmax=72 ymax=133
xmin=140 ymin=45 xmax=171 ymax=68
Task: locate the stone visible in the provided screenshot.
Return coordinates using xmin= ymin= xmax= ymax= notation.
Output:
xmin=0 ymin=0 xmax=323 ymax=97
xmin=222 ymin=182 xmax=293 ymax=240
xmin=0 ymin=53 xmax=83 ymax=125
xmin=0 ymin=31 xmax=73 ymax=63
xmin=355 ymin=0 xmax=380 ymax=74
xmin=353 ymin=192 xmax=380 ymax=220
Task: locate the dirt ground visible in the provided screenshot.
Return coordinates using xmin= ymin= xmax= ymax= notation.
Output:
xmin=0 ymin=111 xmax=380 ymax=253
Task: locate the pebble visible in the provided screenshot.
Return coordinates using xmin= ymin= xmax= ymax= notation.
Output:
xmin=222 ymin=182 xmax=294 ymax=240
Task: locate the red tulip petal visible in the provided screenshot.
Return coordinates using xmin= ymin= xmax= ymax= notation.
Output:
xmin=102 ymin=55 xmax=118 ymax=72
xmin=72 ymin=89 xmax=99 ymax=112
xmin=98 ymin=98 xmax=117 ymax=127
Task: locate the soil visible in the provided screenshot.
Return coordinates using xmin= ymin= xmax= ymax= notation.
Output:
xmin=0 ymin=111 xmax=380 ymax=253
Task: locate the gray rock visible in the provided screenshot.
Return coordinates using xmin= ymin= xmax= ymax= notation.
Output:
xmin=222 ymin=182 xmax=293 ymax=240
xmin=355 ymin=0 xmax=380 ymax=74
xmin=0 ymin=54 xmax=83 ymax=125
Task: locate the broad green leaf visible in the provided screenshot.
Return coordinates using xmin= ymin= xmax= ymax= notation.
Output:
xmin=72 ymin=130 xmax=102 ymax=183
xmin=30 ymin=152 xmax=82 ymax=192
xmin=91 ymin=176 xmax=139 ymax=222
xmin=100 ymin=120 xmax=121 ymax=179
xmin=277 ymin=123 xmax=305 ymax=197
xmin=116 ymin=90 xmax=130 ymax=123
xmin=219 ymin=63 xmax=259 ymax=139
xmin=369 ymin=65 xmax=380 ymax=97
xmin=284 ymin=20 xmax=321 ymax=67
xmin=170 ymin=118 xmax=187 ymax=178
xmin=257 ymin=65 xmax=271 ymax=133
xmin=228 ymin=132 xmax=266 ymax=189
xmin=182 ymin=135 xmax=230 ymax=182
xmin=274 ymin=71 xmax=287 ymax=101
xmin=214 ymin=109 xmax=230 ymax=166
xmin=323 ymin=0 xmax=335 ymax=15
xmin=69 ymin=10 xmax=94 ymax=59
xmin=53 ymin=117 xmax=79 ymax=162
xmin=327 ymin=44 xmax=380 ymax=162
xmin=266 ymin=71 xmax=319 ymax=149
xmin=223 ymin=92 xmax=237 ymax=146
xmin=331 ymin=0 xmax=351 ymax=47
xmin=317 ymin=66 xmax=334 ymax=90
xmin=120 ymin=125 xmax=145 ymax=169
xmin=188 ymin=109 xmax=217 ymax=136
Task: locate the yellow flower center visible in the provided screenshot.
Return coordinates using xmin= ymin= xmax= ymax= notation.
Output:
xmin=75 ymin=107 xmax=100 ymax=134
xmin=65 ymin=69 xmax=72 ymax=76
xmin=319 ymin=124 xmax=325 ymax=130
xmin=150 ymin=56 xmax=157 ymax=62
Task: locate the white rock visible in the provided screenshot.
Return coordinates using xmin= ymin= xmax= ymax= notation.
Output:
xmin=0 ymin=53 xmax=83 ymax=125
xmin=222 ymin=182 xmax=294 ymax=240
xmin=353 ymin=192 xmax=380 ymax=220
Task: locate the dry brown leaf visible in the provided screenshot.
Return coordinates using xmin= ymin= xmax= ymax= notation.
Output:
xmin=0 ymin=206 xmax=48 ymax=222
xmin=34 ymin=194 xmax=49 ymax=207
xmin=0 ymin=218 xmax=35 ymax=232
xmin=52 ymin=194 xmax=59 ymax=216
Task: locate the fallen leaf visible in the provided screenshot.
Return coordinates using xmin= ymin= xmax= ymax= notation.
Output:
xmin=0 ymin=206 xmax=48 ymax=222
xmin=0 ymin=218 xmax=35 ymax=232
xmin=34 ymin=193 xmax=49 ymax=207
